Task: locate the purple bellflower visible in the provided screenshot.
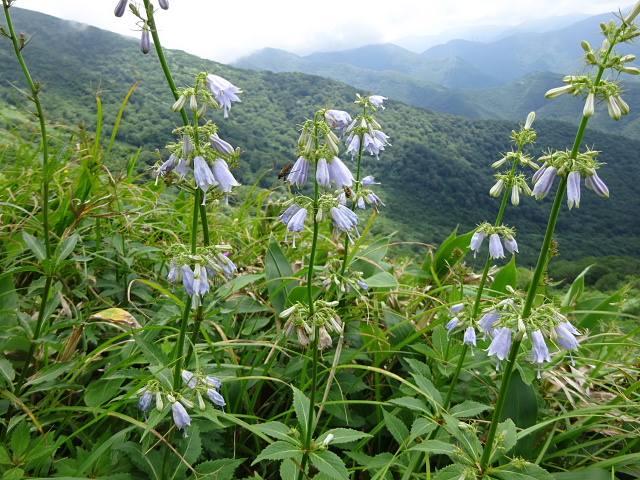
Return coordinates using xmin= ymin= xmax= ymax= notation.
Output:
xmin=206 ymin=74 xmax=242 ymax=117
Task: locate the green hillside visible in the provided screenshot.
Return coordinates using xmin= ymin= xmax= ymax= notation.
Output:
xmin=2 ymin=7 xmax=639 ymax=264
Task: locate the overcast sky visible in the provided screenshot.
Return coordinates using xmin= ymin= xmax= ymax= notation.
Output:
xmin=13 ymin=0 xmax=632 ymax=63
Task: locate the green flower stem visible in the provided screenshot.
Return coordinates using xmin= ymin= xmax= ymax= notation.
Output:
xmin=3 ymin=0 xmax=55 ymax=394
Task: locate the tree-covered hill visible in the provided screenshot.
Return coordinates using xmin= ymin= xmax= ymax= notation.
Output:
xmin=2 ymin=7 xmax=639 ymax=264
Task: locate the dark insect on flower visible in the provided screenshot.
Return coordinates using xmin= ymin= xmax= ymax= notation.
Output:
xmin=344 ymin=187 xmax=353 ymax=199
xmin=278 ymin=162 xmax=293 ymax=179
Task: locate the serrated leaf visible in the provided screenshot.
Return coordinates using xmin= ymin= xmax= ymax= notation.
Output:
xmin=1 ymin=467 xmax=24 ymax=480
xmin=383 ymin=409 xmax=408 ymax=445
xmin=22 ymin=231 xmax=46 ymax=261
xmin=433 ymin=463 xmax=467 ymax=480
xmin=409 ymin=417 xmax=438 ymax=442
xmin=54 ymin=232 xmax=79 ymax=264
xmin=192 ymin=458 xmax=245 ymax=480
xmin=411 ymin=374 xmax=443 ymax=411
xmin=10 ymin=421 xmax=29 ymax=458
xmin=389 ymin=396 xmax=431 ymax=414
xmin=252 ymin=441 xmax=302 ymax=464
xmin=492 ymin=463 xmax=556 ymax=480
xmin=292 ymin=386 xmax=314 ymax=438
xmin=410 ymin=439 xmax=455 ymax=456
xmin=490 ymin=419 xmax=517 ymax=464
xmin=442 ymin=413 xmax=482 ymax=461
xmin=310 ymin=450 xmax=349 ymax=480
xmin=449 ymin=400 xmax=491 ymax=419
xmin=317 ymin=428 xmax=371 ymax=445
xmin=0 ymin=358 xmax=15 ymax=384
xmin=134 ymin=336 xmax=169 ymax=367
xmin=253 ymin=421 xmax=295 ymax=442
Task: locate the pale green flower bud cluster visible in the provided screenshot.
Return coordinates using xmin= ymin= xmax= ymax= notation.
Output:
xmin=280 ymin=300 xmax=343 ymax=349
xmin=490 ymin=173 xmax=532 ymax=206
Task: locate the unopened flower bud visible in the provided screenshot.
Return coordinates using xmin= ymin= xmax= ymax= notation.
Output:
xmin=545 ymin=85 xmax=574 ymax=99
xmin=524 ymin=111 xmax=535 ymax=129
xmin=140 ymin=28 xmax=151 ymax=54
xmin=158 ymin=0 xmax=169 ymax=9
xmin=489 ymin=179 xmax=504 ymax=197
xmin=173 ymin=94 xmax=186 ymax=111
xmin=114 ymin=0 xmax=128 ymax=17
xmin=581 ymin=40 xmax=591 ymax=52
xmin=607 ymin=96 xmax=622 ymax=120
xmin=625 ymin=1 xmax=640 ymax=23
xmin=620 ymin=54 xmax=636 ymax=63
xmin=586 ymin=52 xmax=597 ymax=64
xmin=601 ymin=38 xmax=610 ymax=50
xmin=615 ymin=96 xmax=630 ymax=115
xmin=583 ymin=92 xmax=595 ymax=117
xmin=511 ymin=186 xmax=520 ymax=206
xmin=622 ymin=66 xmax=640 ymax=75
xmin=190 ymin=95 xmax=198 ymax=111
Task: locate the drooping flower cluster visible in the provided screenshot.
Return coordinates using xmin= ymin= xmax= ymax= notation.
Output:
xmin=280 ymin=300 xmax=343 ymax=349
xmin=469 ymin=223 xmax=518 ymax=259
xmin=114 ymin=1 xmax=170 ymax=53
xmin=153 ymin=73 xmax=242 ymax=205
xmin=532 ymin=148 xmax=609 ymax=208
xmin=137 ymin=369 xmax=225 ymax=436
xmin=166 ymin=244 xmax=237 ymax=306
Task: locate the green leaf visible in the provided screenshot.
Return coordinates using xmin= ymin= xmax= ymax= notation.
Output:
xmin=265 ymin=237 xmax=294 ymax=315
xmin=410 ymin=439 xmax=455 ymax=455
xmin=409 ymin=417 xmax=438 ymax=442
xmin=411 ymin=374 xmax=443 ymax=411
xmin=449 ymin=400 xmax=491 ymax=419
xmin=54 ymin=232 xmax=79 ymax=264
xmin=317 ymin=428 xmax=372 ymax=445
xmin=252 ymin=441 xmax=302 ymax=464
xmin=192 ymin=458 xmax=245 ymax=480
xmin=499 ymin=369 xmax=537 ymax=460
xmin=364 ymin=271 xmax=397 ymax=288
xmin=0 ymin=446 xmax=12 ymax=465
xmin=0 ymin=358 xmax=15 ymax=385
xmin=172 ymin=425 xmax=202 ymax=480
xmin=492 ymin=463 xmax=555 ymax=480
xmin=1 ymin=467 xmax=24 ymax=480
xmin=23 ymin=361 xmax=75 ymax=387
xmin=388 ymin=397 xmax=431 ymax=415
xmin=134 ymin=336 xmax=169 ymax=367
xmin=575 ymin=289 xmax=625 ymax=330
xmin=383 ymin=409 xmax=409 ymax=445
xmin=292 ymin=385 xmax=314 ymax=438
xmin=310 ymin=450 xmax=349 ymax=480
xmin=442 ymin=414 xmax=482 ymax=461
xmin=432 ymin=464 xmax=467 ymax=480
xmin=561 ymin=266 xmax=591 ymax=309
xmin=552 ymin=469 xmax=611 ymax=480
xmin=22 ymin=230 xmax=46 ymax=261
xmin=253 ymin=421 xmax=295 ymax=442
xmin=10 ymin=421 xmax=29 ymax=458
xmin=490 ymin=255 xmax=517 ymax=296
xmin=83 ymin=377 xmax=125 ymax=407
xmin=490 ymin=419 xmax=517 ymax=464
xmin=431 ymin=228 xmax=475 ymax=280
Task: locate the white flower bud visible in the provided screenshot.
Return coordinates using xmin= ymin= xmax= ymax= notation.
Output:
xmin=172 ymin=94 xmax=186 ymax=112
xmin=583 ymin=92 xmax=595 ymax=117
xmin=607 ymin=96 xmax=622 ymax=120
xmin=524 ymin=111 xmax=535 ymax=129
xmin=511 ymin=186 xmax=520 ymax=206
xmin=545 ymin=85 xmax=574 ymax=99
xmin=620 ymin=54 xmax=636 ymax=63
xmin=615 ymin=96 xmax=630 ymax=115
xmin=489 ymin=179 xmax=504 ymax=197
xmin=190 ymin=95 xmax=198 ymax=111
xmin=625 ymin=1 xmax=640 ymax=23
xmin=622 ymin=66 xmax=640 ymax=75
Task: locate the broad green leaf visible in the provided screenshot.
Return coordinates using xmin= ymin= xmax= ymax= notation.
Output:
xmin=310 ymin=450 xmax=349 ymax=480
xmin=23 ymin=361 xmax=75 ymax=387
xmin=575 ymin=289 xmax=625 ymax=330
xmin=1 ymin=467 xmax=24 ymax=480
xmin=134 ymin=336 xmax=169 ymax=367
xmin=172 ymin=425 xmax=202 ymax=480
xmin=432 ymin=464 xmax=467 ymax=480
xmin=490 ymin=255 xmax=517 ymax=296
xmin=22 ymin=230 xmax=46 ymax=261
xmin=431 ymin=228 xmax=475 ymax=281
xmin=0 ymin=358 xmax=15 ymax=384
xmin=489 ymin=419 xmax=517 ymax=464
xmin=552 ymin=469 xmax=611 ymax=480
xmin=561 ymin=266 xmax=591 ymax=309
xmin=265 ymin=237 xmax=294 ymax=315
xmin=83 ymin=377 xmax=125 ymax=407
xmin=388 ymin=396 xmax=431 ymax=415
xmin=317 ymin=428 xmax=372 ymax=445
xmin=364 ymin=271 xmax=397 ymax=288
xmin=500 ymin=369 xmax=537 ymax=460
xmin=54 ymin=232 xmax=79 ymax=264
xmin=411 ymin=374 xmax=443 ymax=410
xmin=410 ymin=439 xmax=455 ymax=455
xmin=252 ymin=441 xmax=302 ymax=464
xmin=195 ymin=458 xmax=245 ymax=480
xmin=280 ymin=454 xmax=303 ymax=480
xmin=442 ymin=413 xmax=482 ymax=461
xmin=351 ymin=235 xmax=391 ymax=278
xmin=10 ymin=421 xmax=29 ymax=458
xmin=409 ymin=417 xmax=438 ymax=442
xmin=292 ymin=385 xmax=314 ymax=438
xmin=0 ymin=446 xmax=11 ymax=465
xmin=449 ymin=400 xmax=491 ymax=419
xmin=383 ymin=409 xmax=408 ymax=445
xmin=492 ymin=463 xmax=555 ymax=480
xmin=253 ymin=421 xmax=295 ymax=442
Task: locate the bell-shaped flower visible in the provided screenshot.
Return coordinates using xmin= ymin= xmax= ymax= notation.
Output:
xmin=346 ymin=133 xmax=360 ymax=156
xmin=446 ymin=317 xmax=461 ymax=336
xmin=532 ymin=162 xmax=548 ymax=184
xmin=192 ymin=264 xmax=210 ymax=297
xmin=357 ymin=279 xmax=369 ymax=291
xmin=158 ymin=0 xmax=169 ymax=9
xmin=362 ymin=175 xmax=380 ymax=186
xmin=181 ymin=370 xmax=198 ymax=389
xmin=469 ymin=231 xmax=486 ymax=258
xmin=206 ymin=74 xmax=242 ymax=118
xmin=487 ymin=327 xmax=513 ymax=367
xmin=479 ymin=310 xmax=500 ymax=338
xmin=279 ymin=205 xmax=301 ymax=226
xmin=330 ymin=205 xmax=359 ymax=232
xmin=530 ymin=330 xmax=551 ymax=378
xmin=139 ymin=390 xmax=153 ymax=412
xmin=180 ymin=265 xmax=195 ymax=295
xmin=193 ymin=156 xmax=218 ymax=196
xmin=288 ymin=157 xmax=309 ymax=187
xmin=207 ymin=388 xmax=226 ymax=407
xmin=585 ymin=172 xmax=609 ymax=197
xmin=154 ymin=154 xmax=177 ymax=180
xmin=287 ymin=208 xmax=308 ymax=233
xmin=533 ymin=166 xmax=558 ymax=199
xmin=212 ymin=159 xmax=240 ymax=198
xmin=504 ymin=235 xmax=519 ymax=254
xmin=369 ymin=95 xmax=387 ymax=109
xmin=327 ymin=157 xmax=354 ymax=188
xmin=464 ymin=327 xmax=477 ymax=355
xmin=607 ymin=95 xmax=622 ymax=120
xmin=567 ymin=171 xmax=581 ymax=209
xmin=316 ymin=158 xmax=331 ymax=188
xmin=210 ymin=134 xmax=234 ymax=156
xmin=489 ymin=234 xmax=505 ymax=259
xmin=115 ymin=0 xmax=128 ymax=17
xmin=171 ymin=401 xmax=191 ymax=433
xmin=362 ymin=132 xmax=385 ymax=159
xmin=555 ymin=321 xmax=580 ymax=352
xmin=205 ymin=376 xmax=222 ymax=389
xmin=175 ymin=158 xmax=190 ymax=178
xmin=325 ymin=109 xmax=352 ymax=133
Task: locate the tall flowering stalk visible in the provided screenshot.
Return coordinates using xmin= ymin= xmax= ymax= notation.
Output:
xmin=477 ymin=6 xmax=640 ymax=470
xmin=115 ymin=1 xmax=241 ymax=437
